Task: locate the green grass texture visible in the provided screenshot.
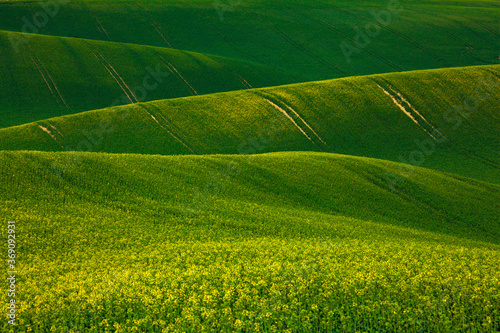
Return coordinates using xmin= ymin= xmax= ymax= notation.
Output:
xmin=0 ymin=150 xmax=499 ymax=332
xmin=0 ymin=30 xmax=304 ymax=128
xmin=1 ymin=64 xmax=498 ymax=183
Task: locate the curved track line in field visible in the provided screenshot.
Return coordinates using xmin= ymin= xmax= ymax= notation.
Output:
xmin=404 ymin=8 xmax=476 ymax=50
xmin=136 ymin=104 xmax=195 ymax=153
xmin=265 ymin=98 xmax=317 ymax=146
xmin=95 ymin=17 xmax=111 ymax=41
xmin=78 ymin=0 xmax=112 ymax=41
xmin=94 ymin=49 xmax=138 ymax=102
xmin=84 ymin=42 xmax=137 ymax=103
xmin=148 ymin=111 xmax=164 ymax=127
xmin=131 ymin=2 xmax=173 ymax=48
xmin=449 ymin=17 xmax=496 ymax=44
xmin=38 ymin=125 xmax=64 ymax=148
xmin=286 ymin=7 xmax=405 ymax=72
xmin=29 ymin=9 xmax=42 ymax=28
xmin=28 ymin=54 xmax=62 ymax=107
xmin=42 ymin=70 xmax=69 ymax=109
xmin=137 ymin=103 xmax=166 ymax=128
xmin=238 ymin=75 xmax=253 ymax=89
xmin=280 ymin=101 xmax=329 ymax=147
xmin=407 ymin=6 xmax=499 ymax=48
xmin=149 ymin=103 xmax=200 ymax=153
xmin=232 ymin=70 xmax=253 ymax=89
xmin=151 ymin=24 xmax=172 ymax=48
xmin=467 ymin=17 xmax=500 ymax=38
xmin=26 ymin=45 xmax=70 ymax=109
xmin=177 ymin=0 xmax=265 ymax=64
xmin=152 ymin=51 xmax=198 ymax=95
xmin=376 ymin=84 xmax=438 ymax=140
xmin=166 ymin=61 xmax=198 ymax=95
xmin=387 ymin=86 xmax=445 ymax=138
xmin=90 ymin=50 xmax=134 ymax=103
xmin=244 ymin=7 xmax=346 ymax=77
xmin=331 ymin=6 xmax=453 ymax=68
xmin=48 ymin=124 xmax=67 ymax=140
xmin=204 ymin=54 xmax=253 ymax=89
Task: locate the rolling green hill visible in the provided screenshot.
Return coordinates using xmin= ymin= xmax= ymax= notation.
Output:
xmin=0 ymin=150 xmax=499 ymax=332
xmin=1 ymin=0 xmax=498 ymax=129
xmin=0 ymin=30 xmax=304 ymax=128
xmin=1 ymin=0 xmax=499 ymax=332
xmin=0 ymin=0 xmax=498 ymax=81
xmin=1 ymin=64 xmax=498 ymax=182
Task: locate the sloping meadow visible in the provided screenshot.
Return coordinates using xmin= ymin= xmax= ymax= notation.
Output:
xmin=0 ymin=150 xmax=499 ymax=332
xmin=1 ymin=65 xmax=498 ymax=183
xmin=0 ymin=0 xmax=499 ymax=331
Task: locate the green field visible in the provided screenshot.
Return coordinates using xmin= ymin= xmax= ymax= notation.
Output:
xmin=1 ymin=151 xmax=499 ymax=332
xmin=0 ymin=0 xmax=499 ymax=332
xmin=1 ymin=64 xmax=498 ymax=183
xmin=0 ymin=30 xmax=304 ymax=128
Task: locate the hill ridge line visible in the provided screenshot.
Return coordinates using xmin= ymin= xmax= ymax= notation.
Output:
xmin=2 ymin=64 xmax=499 ymax=130
xmin=1 ymin=29 xmax=271 ymax=70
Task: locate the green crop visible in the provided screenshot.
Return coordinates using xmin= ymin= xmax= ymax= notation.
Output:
xmin=1 ymin=1 xmax=499 ymax=332
xmin=1 ymin=151 xmax=499 ymax=332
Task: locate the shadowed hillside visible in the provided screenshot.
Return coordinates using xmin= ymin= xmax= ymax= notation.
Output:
xmin=0 ymin=0 xmax=498 ymax=81
xmin=1 ymin=1 xmax=499 ymax=332
xmin=0 ymin=30 xmax=304 ymax=128
xmin=1 ymin=64 xmax=498 ymax=182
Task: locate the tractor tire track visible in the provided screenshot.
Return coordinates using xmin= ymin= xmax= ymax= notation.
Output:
xmin=178 ymin=0 xmax=265 ymax=64
xmin=29 ymin=9 xmax=42 ymax=28
xmin=337 ymin=159 xmax=482 ymax=226
xmin=282 ymin=102 xmax=328 ymax=147
xmin=26 ymin=44 xmax=70 ymax=109
xmin=200 ymin=54 xmax=253 ymax=90
xmin=286 ymin=7 xmax=405 ymax=72
xmin=77 ymin=0 xmax=112 ymax=41
xmin=375 ymin=82 xmax=438 ymax=140
xmin=28 ymin=53 xmax=62 ymax=108
xmin=94 ymin=49 xmax=138 ymax=102
xmin=131 ymin=2 xmax=173 ymax=48
xmin=176 ymin=49 xmax=253 ymax=91
xmin=449 ymin=142 xmax=500 ymax=169
xmin=266 ymin=98 xmax=317 ymax=147
xmin=26 ymin=47 xmax=69 ymax=109
xmin=253 ymin=92 xmax=320 ymax=149
xmin=375 ymin=81 xmax=499 ymax=168
xmin=90 ymin=49 xmax=135 ymax=103
xmin=379 ymin=81 xmax=445 ymax=139
xmin=467 ymin=17 xmax=500 ymax=39
xmin=151 ymin=50 xmax=198 ymax=96
xmin=331 ymin=5 xmax=453 ymax=68
xmin=449 ymin=17 xmax=498 ymax=44
xmin=400 ymin=14 xmax=490 ymax=64
xmin=405 ymin=8 xmax=477 ymax=50
xmin=268 ymin=92 xmax=329 ymax=148
xmin=234 ymin=71 xmax=253 ymax=89
xmin=84 ymin=41 xmax=138 ymax=103
xmin=38 ymin=124 xmax=64 ymax=149
xmin=244 ymin=7 xmax=346 ymax=77
xmin=409 ymin=6 xmax=498 ymax=45
xmin=148 ymin=103 xmax=204 ymax=153
xmin=136 ymin=104 xmax=195 ymax=153
xmin=48 ymin=124 xmax=67 ymax=141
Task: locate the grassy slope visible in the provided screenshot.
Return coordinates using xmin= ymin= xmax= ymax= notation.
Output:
xmin=0 ymin=1 xmax=499 ymax=331
xmin=0 ymin=30 xmax=304 ymax=128
xmin=1 ymin=64 xmax=498 ymax=183
xmin=1 ymin=0 xmax=498 ymax=129
xmin=0 ymin=0 xmax=498 ymax=81
xmin=0 ymin=150 xmax=499 ymax=332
